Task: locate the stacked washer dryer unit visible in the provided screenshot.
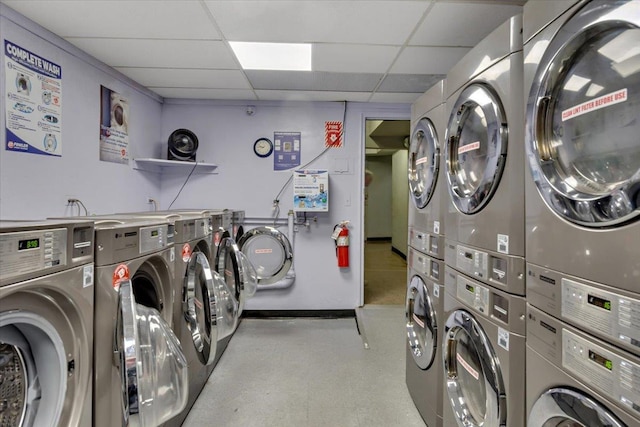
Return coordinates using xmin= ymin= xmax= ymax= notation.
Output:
xmin=90 ymin=217 xmax=188 ymax=427
xmin=114 ymin=211 xmax=238 ymax=427
xmin=442 ymin=14 xmax=527 ymax=427
xmin=0 ymin=220 xmax=94 ymax=427
xmin=524 ymin=1 xmax=640 ymax=425
xmin=405 ymin=79 xmax=447 ymax=427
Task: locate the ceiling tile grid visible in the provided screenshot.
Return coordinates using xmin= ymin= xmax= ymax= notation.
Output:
xmin=1 ymin=0 xmax=524 ymax=102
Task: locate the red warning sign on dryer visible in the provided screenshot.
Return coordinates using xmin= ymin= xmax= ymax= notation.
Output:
xmin=562 ymin=88 xmax=627 ymax=122
xmin=182 ymin=243 xmax=192 ymax=262
xmin=112 ymin=264 xmax=130 ymax=291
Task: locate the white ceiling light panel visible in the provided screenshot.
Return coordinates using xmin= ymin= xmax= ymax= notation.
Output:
xmin=229 ymin=42 xmax=312 ymax=71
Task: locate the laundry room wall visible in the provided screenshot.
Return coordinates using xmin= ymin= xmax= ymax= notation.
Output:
xmin=160 ymin=100 xmax=410 ymax=309
xmin=0 ymin=5 xmax=163 ymax=220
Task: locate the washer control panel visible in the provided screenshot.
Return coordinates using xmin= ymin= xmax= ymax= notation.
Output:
xmin=562 ymin=278 xmax=640 ymax=353
xmin=563 ymin=329 xmax=640 ymax=416
xmin=456 ymin=274 xmax=489 ymax=315
xmin=0 ymin=228 xmax=67 ymax=280
xmin=139 ymin=225 xmax=168 ymax=254
xmin=456 ymin=245 xmax=488 ymax=280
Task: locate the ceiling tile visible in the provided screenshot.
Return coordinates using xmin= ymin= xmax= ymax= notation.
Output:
xmin=66 ymin=38 xmax=238 ymax=69
xmin=245 ymin=71 xmax=383 ymax=92
xmin=369 ymin=92 xmax=422 ymax=103
xmin=313 ymin=44 xmax=400 ymax=73
xmin=3 ymin=0 xmax=220 ymax=39
xmin=151 ymin=87 xmax=257 ymax=100
xmin=255 ymin=90 xmax=371 ymax=102
xmin=411 ymin=2 xmax=523 ymax=47
xmin=377 ymin=74 xmax=445 ymax=93
xmin=114 ymin=68 xmax=250 ymax=89
xmin=391 ymin=47 xmax=470 ymax=74
xmin=205 ymin=1 xmax=430 ymax=44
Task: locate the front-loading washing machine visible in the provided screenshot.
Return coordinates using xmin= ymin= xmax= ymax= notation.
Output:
xmin=0 ymin=219 xmax=94 ymax=427
xmin=405 ymin=247 xmax=445 ymax=427
xmin=526 ymin=304 xmax=640 ymax=426
xmin=90 ymin=218 xmax=188 ymax=427
xmin=231 ymin=209 xmax=245 ymax=240
xmin=444 ymin=14 xmax=526 ymax=297
xmin=523 ymin=0 xmax=640 ymax=344
xmin=408 ymin=79 xmax=448 ymax=262
xmin=441 ymin=265 xmax=526 ymax=427
xmin=114 ymin=211 xmax=238 ymax=426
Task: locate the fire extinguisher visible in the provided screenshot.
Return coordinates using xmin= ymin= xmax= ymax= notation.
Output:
xmin=332 ymin=221 xmax=350 ymax=268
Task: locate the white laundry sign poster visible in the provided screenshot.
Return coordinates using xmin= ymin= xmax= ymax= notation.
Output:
xmin=99 ymin=85 xmax=129 ymax=164
xmin=4 ymin=40 xmax=63 ymax=156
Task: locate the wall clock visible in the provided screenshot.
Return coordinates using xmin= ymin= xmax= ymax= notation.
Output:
xmin=253 ymin=137 xmax=273 ymax=158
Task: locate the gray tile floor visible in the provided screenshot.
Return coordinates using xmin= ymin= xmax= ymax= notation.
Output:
xmin=182 ymin=305 xmax=425 ymax=427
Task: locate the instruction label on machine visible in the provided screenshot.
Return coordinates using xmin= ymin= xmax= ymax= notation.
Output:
xmin=293 ymin=170 xmax=328 ymax=212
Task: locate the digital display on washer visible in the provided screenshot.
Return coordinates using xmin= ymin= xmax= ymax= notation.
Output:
xmin=588 ymin=349 xmax=613 ymax=371
xmin=588 ymin=294 xmax=612 ymax=311
xmin=465 ymin=284 xmax=475 ymax=294
xmin=464 ymin=251 xmax=473 ymax=260
xmin=18 ymin=238 xmax=39 ymax=250
xmin=151 ymin=230 xmax=159 ymax=237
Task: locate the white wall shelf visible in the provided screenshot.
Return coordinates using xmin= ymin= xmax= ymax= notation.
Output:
xmin=133 ymin=158 xmax=218 ymax=174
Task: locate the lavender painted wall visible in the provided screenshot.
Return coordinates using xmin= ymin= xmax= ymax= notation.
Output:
xmin=0 ymin=5 xmax=164 ymax=220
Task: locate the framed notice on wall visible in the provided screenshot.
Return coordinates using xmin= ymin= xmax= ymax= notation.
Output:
xmin=274 ymin=131 xmax=301 ymax=170
xmin=99 ymin=85 xmax=129 ymax=164
xmin=4 ymin=40 xmax=63 ymax=156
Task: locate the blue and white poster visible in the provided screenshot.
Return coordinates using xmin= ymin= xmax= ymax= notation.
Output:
xmin=4 ymin=40 xmax=63 ymax=157
xmin=274 ymin=131 xmax=301 ymax=171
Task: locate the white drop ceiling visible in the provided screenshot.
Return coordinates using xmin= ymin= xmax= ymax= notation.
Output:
xmin=1 ymin=0 xmax=525 ymax=103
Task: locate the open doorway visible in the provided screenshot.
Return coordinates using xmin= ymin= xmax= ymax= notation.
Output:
xmin=363 ymin=119 xmax=410 ymax=305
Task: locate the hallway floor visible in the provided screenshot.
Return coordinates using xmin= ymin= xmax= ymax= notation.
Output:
xmin=182 ymin=306 xmax=424 ymax=427
xmin=364 ymin=241 xmax=407 ymax=305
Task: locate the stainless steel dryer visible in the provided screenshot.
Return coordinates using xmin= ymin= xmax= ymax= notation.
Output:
xmin=409 ymin=79 xmax=448 ymax=262
xmin=405 ymin=247 xmax=445 ymax=427
xmin=0 ymin=220 xmax=94 ymax=427
xmin=442 ymin=265 xmax=526 ymax=427
xmin=524 ymin=0 xmax=640 ymax=335
xmin=444 ymin=15 xmax=526 ymax=297
xmin=526 ymin=304 xmax=640 ymax=426
xmin=91 ymin=218 xmax=188 ymax=427
xmin=231 ymin=209 xmax=245 ymax=241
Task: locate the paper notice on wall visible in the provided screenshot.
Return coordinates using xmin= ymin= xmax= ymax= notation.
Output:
xmin=100 ymin=85 xmax=129 ymax=164
xmin=4 ymin=40 xmax=63 ymax=156
xmin=274 ymin=131 xmax=301 ymax=170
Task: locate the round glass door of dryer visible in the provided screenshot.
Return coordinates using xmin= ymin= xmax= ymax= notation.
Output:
xmin=405 ymin=275 xmax=438 ymax=370
xmin=446 ymin=83 xmax=508 ymax=215
xmin=116 ymin=280 xmax=188 ymax=427
xmin=528 ymin=388 xmax=626 ymax=427
xmin=237 ymin=226 xmax=292 ymax=287
xmin=408 ymin=117 xmax=440 ymax=209
xmin=183 ymin=251 xmax=218 ymax=365
xmin=526 ymin=1 xmax=640 ymax=227
xmin=443 ymin=309 xmax=506 ymax=426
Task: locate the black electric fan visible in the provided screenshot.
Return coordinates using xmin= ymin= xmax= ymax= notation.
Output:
xmin=167 ymin=128 xmax=199 ymax=162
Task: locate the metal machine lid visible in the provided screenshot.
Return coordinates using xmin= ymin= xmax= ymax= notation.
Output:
xmin=408 ymin=117 xmax=440 ymax=209
xmin=405 ymin=275 xmax=437 ymax=370
xmin=445 ymin=82 xmax=508 ymax=215
xmin=443 ymin=309 xmax=506 ymax=426
xmin=237 ymin=226 xmax=292 ymax=286
xmin=528 ymin=387 xmax=626 ymax=427
xmin=183 ymin=251 xmax=218 ymax=365
xmin=526 ymin=0 xmax=640 ymax=227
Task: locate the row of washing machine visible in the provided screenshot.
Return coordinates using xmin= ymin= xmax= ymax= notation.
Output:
xmin=0 ymin=208 xmax=292 ymax=426
xmin=405 ymin=1 xmax=640 ymax=426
